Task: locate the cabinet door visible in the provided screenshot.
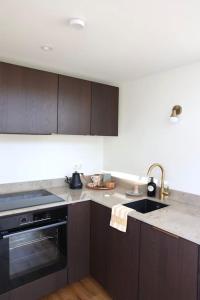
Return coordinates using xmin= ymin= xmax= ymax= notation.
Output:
xmin=139 ymin=223 xmax=198 ymax=300
xmin=58 ymin=75 xmax=91 ymax=135
xmin=178 ymin=238 xmax=198 ymax=300
xmin=107 ymin=217 xmax=140 ymax=300
xmin=0 ymin=62 xmax=58 ymax=134
xmin=91 ymin=82 xmax=119 ymax=136
xmin=67 ymin=201 xmax=90 ymax=283
xmin=90 ymin=202 xmax=110 ymax=288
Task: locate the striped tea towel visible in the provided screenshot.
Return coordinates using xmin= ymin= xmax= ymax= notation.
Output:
xmin=110 ymin=204 xmax=133 ymax=232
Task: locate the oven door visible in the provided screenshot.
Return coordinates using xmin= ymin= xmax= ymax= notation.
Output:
xmin=0 ymin=220 xmax=67 ymax=295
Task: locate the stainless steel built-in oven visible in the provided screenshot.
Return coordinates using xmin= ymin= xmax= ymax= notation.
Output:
xmin=0 ymin=207 xmax=67 ymax=295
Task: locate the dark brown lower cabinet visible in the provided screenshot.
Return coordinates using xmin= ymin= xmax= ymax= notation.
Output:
xmin=1 ymin=202 xmax=200 ymax=300
xmin=90 ymin=202 xmax=140 ymax=300
xmin=67 ymin=201 xmax=90 ymax=283
xmin=90 ymin=202 xmax=110 ymax=288
xmin=139 ymin=223 xmax=199 ymax=300
xmin=107 ymin=217 xmax=140 ymax=300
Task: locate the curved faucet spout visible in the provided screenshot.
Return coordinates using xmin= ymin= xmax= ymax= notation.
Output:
xmin=147 ymin=163 xmax=169 ymax=200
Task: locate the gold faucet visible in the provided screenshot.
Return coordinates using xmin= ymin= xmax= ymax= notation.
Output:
xmin=147 ymin=163 xmax=169 ymax=200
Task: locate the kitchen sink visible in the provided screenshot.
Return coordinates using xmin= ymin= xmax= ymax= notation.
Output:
xmin=123 ymin=198 xmax=168 ymax=214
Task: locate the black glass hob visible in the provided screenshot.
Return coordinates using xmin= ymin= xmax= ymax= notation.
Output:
xmin=0 ymin=189 xmax=65 ymax=212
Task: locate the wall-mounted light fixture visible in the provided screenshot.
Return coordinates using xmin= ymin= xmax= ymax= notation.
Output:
xmin=68 ymin=18 xmax=86 ymax=29
xmin=170 ymin=105 xmax=182 ymax=123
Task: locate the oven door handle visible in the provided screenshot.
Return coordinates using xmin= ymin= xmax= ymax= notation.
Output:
xmin=2 ymin=220 xmax=67 ymax=239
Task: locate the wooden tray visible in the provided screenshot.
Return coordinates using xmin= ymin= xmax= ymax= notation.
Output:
xmin=86 ymin=184 xmax=115 ymax=190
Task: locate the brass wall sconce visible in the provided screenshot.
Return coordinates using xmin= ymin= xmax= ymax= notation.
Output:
xmin=170 ymin=105 xmax=182 ymax=123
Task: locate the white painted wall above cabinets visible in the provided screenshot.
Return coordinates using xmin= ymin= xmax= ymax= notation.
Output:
xmin=104 ymin=62 xmax=200 ymax=195
xmin=0 ymin=135 xmax=103 ymax=184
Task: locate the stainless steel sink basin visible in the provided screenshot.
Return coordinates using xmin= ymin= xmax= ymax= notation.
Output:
xmin=123 ymin=198 xmax=168 ymax=214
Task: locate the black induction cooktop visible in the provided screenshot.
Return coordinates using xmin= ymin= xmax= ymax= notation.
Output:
xmin=0 ymin=189 xmax=65 ymax=212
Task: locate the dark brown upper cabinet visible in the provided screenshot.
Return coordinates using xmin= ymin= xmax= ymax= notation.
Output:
xmin=0 ymin=62 xmax=119 ymax=136
xmin=0 ymin=62 xmax=58 ymax=134
xmin=58 ymin=75 xmax=91 ymax=135
xmin=91 ymin=82 xmax=119 ymax=136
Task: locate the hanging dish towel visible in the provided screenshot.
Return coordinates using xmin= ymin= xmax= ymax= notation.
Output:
xmin=110 ymin=204 xmax=133 ymax=232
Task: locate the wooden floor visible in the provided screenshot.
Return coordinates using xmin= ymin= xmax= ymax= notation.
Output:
xmin=41 ymin=277 xmax=112 ymax=300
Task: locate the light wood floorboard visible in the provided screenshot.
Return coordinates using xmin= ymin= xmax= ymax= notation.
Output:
xmin=41 ymin=277 xmax=112 ymax=300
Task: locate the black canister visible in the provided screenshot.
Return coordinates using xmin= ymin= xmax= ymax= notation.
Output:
xmin=147 ymin=177 xmax=156 ymax=197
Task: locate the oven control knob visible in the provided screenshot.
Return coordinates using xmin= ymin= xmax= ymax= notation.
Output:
xmin=20 ymin=217 xmax=28 ymax=224
xmin=45 ymin=213 xmax=51 ymax=219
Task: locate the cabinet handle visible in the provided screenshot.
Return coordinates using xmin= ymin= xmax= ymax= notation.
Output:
xmin=152 ymin=226 xmax=179 ymax=239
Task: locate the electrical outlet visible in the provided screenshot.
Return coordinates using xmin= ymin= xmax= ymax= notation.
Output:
xmin=73 ymin=162 xmax=82 ymax=171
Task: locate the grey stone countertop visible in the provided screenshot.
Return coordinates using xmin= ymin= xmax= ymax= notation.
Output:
xmin=1 ymin=182 xmax=200 ymax=245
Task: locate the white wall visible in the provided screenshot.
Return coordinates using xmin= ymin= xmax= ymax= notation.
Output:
xmin=0 ymin=135 xmax=103 ymax=184
xmin=2 ymin=62 xmax=200 ymax=194
xmin=104 ymin=62 xmax=200 ymax=195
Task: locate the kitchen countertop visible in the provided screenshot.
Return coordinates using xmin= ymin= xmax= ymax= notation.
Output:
xmin=1 ymin=183 xmax=200 ymax=245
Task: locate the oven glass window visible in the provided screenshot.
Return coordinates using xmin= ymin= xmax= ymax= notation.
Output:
xmin=9 ymin=228 xmax=59 ymax=279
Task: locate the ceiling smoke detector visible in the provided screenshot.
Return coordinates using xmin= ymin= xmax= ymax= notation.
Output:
xmin=41 ymin=45 xmax=53 ymax=51
xmin=68 ymin=18 xmax=86 ymax=29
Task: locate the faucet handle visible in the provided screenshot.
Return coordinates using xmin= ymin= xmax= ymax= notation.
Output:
xmin=163 ymin=185 xmax=169 ymax=197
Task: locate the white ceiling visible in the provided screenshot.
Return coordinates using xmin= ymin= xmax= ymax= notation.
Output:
xmin=1 ymin=0 xmax=200 ymax=84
